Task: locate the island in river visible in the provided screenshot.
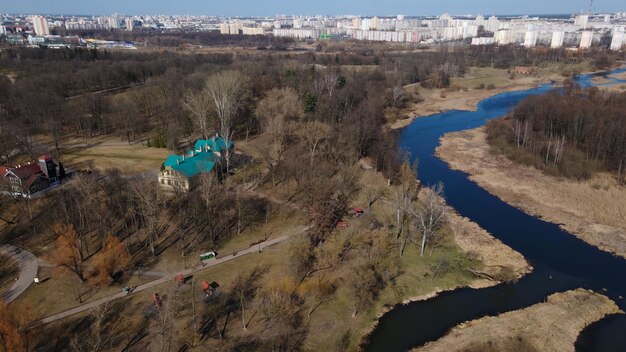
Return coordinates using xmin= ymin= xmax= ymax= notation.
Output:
xmin=413 ymin=289 xmax=621 ymax=352
xmin=436 ymin=127 xmax=626 ymax=259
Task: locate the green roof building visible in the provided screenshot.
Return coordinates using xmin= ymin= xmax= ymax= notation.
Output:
xmin=159 ymin=136 xmax=233 ymax=191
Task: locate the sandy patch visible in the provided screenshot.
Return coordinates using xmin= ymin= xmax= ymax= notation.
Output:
xmin=436 ymin=127 xmax=626 ymax=259
xmin=414 ymin=289 xmax=621 ymax=352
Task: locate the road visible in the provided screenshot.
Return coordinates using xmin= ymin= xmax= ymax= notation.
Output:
xmin=29 ymin=230 xmax=302 ymax=328
xmin=0 ymin=245 xmax=38 ymax=304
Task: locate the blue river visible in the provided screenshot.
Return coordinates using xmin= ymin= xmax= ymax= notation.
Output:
xmin=365 ymin=68 xmax=626 ymax=352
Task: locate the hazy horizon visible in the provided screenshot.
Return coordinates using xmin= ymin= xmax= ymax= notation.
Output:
xmin=1 ymin=0 xmax=623 ymax=17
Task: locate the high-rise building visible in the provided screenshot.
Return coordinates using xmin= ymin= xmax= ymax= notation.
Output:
xmin=361 ymin=18 xmax=371 ymax=31
xmin=0 ymin=25 xmax=6 ymax=36
xmin=610 ymin=30 xmax=625 ymax=51
xmin=495 ymin=29 xmax=512 ymax=45
xmin=219 ymin=22 xmax=240 ymax=35
xmin=110 ymin=15 xmax=121 ymax=29
xmin=574 ymin=14 xmax=589 ymax=29
xmin=125 ymin=18 xmax=134 ymax=30
xmin=32 ymin=15 xmax=50 ymax=36
xmin=551 ymin=31 xmax=565 ymax=48
xmin=370 ymin=17 xmax=380 ymax=30
xmin=220 ymin=23 xmax=230 ymax=34
xmin=486 ymin=16 xmax=500 ymax=32
xmin=229 ymin=23 xmax=240 ymax=35
xmin=579 ymin=31 xmax=593 ymax=49
xmin=524 ymin=31 xmax=538 ymax=47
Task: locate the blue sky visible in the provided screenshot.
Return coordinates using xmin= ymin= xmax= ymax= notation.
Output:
xmin=2 ymin=0 xmax=624 ymax=16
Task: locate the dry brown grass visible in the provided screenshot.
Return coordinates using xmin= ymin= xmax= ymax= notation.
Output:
xmin=14 ymin=266 xmax=154 ymax=318
xmin=61 ymin=144 xmax=170 ymax=174
xmin=437 ymin=127 xmax=626 ymax=258
xmin=447 ymin=211 xmax=531 ymax=288
xmin=413 ymin=289 xmax=621 ymax=352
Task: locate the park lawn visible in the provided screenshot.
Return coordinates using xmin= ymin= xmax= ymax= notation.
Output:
xmin=61 ymin=144 xmax=170 ymax=174
xmin=234 ymin=134 xmax=271 ymax=159
xmin=451 ymin=67 xmax=512 ymax=90
xmin=149 ymin=205 xmax=305 ymax=274
xmin=14 ymin=265 xmax=155 ymax=318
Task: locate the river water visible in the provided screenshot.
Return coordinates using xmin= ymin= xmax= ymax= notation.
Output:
xmin=365 ymin=68 xmax=626 ymax=352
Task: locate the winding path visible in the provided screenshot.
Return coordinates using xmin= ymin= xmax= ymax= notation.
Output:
xmin=0 ymin=245 xmax=39 ymax=304
xmin=29 ymin=229 xmax=302 ymax=328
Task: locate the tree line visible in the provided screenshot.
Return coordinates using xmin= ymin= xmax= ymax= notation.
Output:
xmin=486 ymin=82 xmax=626 ymax=182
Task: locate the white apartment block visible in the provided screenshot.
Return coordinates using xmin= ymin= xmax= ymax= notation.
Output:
xmin=551 ymin=31 xmax=565 ymax=48
xmin=579 ymin=31 xmax=593 ymax=49
xmin=495 ymin=29 xmax=513 ymax=45
xmin=524 ymin=31 xmax=538 ymax=47
xmin=273 ymin=28 xmax=320 ymax=39
xmin=574 ymin=14 xmax=589 ymax=29
xmin=611 ymin=30 xmax=625 ymax=50
xmin=220 ymin=22 xmax=241 ymax=35
xmin=350 ymin=29 xmax=422 ymax=43
xmin=242 ymin=27 xmax=265 ymax=35
xmin=32 ymin=15 xmax=49 ymax=36
xmin=471 ymin=37 xmax=496 ymax=45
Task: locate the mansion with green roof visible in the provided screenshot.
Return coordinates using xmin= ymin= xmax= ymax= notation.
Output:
xmin=159 ymin=136 xmax=233 ymax=192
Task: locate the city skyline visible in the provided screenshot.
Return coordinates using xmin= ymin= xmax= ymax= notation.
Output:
xmin=2 ymin=0 xmax=624 ymax=17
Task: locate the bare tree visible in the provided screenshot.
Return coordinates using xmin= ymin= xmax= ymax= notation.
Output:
xmin=299 ymin=278 xmax=335 ymax=317
xmin=346 ymin=260 xmax=381 ymax=317
xmin=256 ymin=87 xmax=302 ymax=160
xmin=287 ymin=235 xmax=316 ymax=284
xmin=183 ymin=89 xmax=212 ymax=140
xmin=297 ymin=121 xmax=331 ymax=166
xmin=70 ymin=303 xmax=116 ymax=352
xmin=204 ymin=71 xmax=250 ymax=172
xmin=321 ymin=68 xmax=340 ymax=98
xmin=231 ymin=265 xmax=267 ymax=330
xmin=148 ymin=285 xmax=183 ymax=352
xmin=411 ymin=183 xmax=447 ymax=256
xmin=387 ymin=159 xmax=419 ymax=255
xmin=129 ymin=177 xmax=163 ymax=256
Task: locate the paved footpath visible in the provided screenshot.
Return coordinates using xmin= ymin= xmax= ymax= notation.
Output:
xmin=29 ymin=231 xmax=300 ymax=328
xmin=0 ymin=245 xmax=39 ymax=304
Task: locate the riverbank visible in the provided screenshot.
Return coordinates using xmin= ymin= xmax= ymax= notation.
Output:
xmin=360 ymin=194 xmax=531 ymax=349
xmin=436 ymin=127 xmax=626 ymax=259
xmin=447 ymin=210 xmax=531 ymax=287
xmin=413 ymin=289 xmax=621 ymax=352
xmin=388 ymin=66 xmax=573 ymax=130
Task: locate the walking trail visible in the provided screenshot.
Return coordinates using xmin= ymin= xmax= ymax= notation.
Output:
xmin=0 ymin=245 xmax=39 ymax=304
xmin=29 ymin=230 xmax=302 ymax=328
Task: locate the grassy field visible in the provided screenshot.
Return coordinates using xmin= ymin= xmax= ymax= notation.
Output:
xmin=61 ymin=144 xmax=170 ymax=174
xmin=14 ymin=266 xmax=155 ymax=318
xmin=450 ymin=67 xmax=512 ymax=90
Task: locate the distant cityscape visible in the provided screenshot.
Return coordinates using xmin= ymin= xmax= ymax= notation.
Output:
xmin=1 ymin=12 xmax=625 ymax=50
